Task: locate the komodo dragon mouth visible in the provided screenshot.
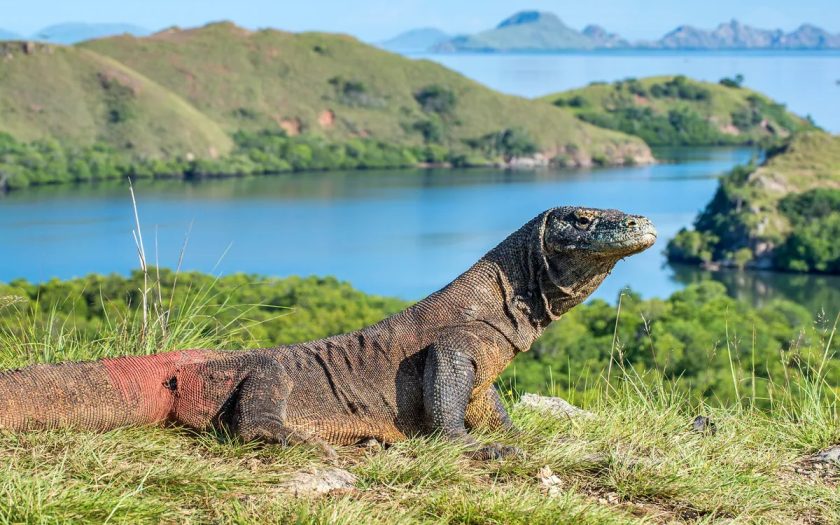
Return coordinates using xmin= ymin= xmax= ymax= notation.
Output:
xmin=603 ymin=230 xmax=657 ymax=253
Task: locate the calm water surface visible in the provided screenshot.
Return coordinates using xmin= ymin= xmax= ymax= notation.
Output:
xmin=3 ymin=51 xmax=840 ymax=312
xmin=1 ymin=147 xmax=836 ymax=312
xmin=418 ymin=51 xmax=840 ymax=133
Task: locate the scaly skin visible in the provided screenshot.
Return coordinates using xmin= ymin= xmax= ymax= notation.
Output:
xmin=0 ymin=207 xmax=656 ymax=459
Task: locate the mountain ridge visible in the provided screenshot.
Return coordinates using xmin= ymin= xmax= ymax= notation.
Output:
xmin=391 ymin=11 xmax=840 ymax=52
xmin=379 ymin=27 xmax=451 ymax=53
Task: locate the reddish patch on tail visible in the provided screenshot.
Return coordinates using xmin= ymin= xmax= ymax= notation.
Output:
xmin=102 ymin=350 xmax=214 ymax=424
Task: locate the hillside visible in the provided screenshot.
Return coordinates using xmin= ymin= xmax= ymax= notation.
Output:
xmin=0 ymin=23 xmax=653 ymax=190
xmin=542 ymin=76 xmax=815 ymax=147
xmin=0 ymin=41 xmax=232 ymax=158
xmin=667 ymin=132 xmax=840 ymax=273
xmin=0 ymin=271 xmax=837 ymax=523
xmin=82 ymin=23 xmax=649 ymax=165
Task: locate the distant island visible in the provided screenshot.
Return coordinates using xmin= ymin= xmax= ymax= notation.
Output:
xmin=0 ymin=23 xmax=150 ymax=45
xmin=379 ymin=27 xmax=452 ymax=53
xmin=381 ymin=11 xmax=840 ymax=53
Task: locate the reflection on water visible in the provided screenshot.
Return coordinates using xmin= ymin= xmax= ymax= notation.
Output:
xmin=671 ymin=264 xmax=840 ymax=315
xmin=0 ymin=147 xmax=835 ymax=313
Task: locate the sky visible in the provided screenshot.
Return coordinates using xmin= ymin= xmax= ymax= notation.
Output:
xmin=1 ymin=0 xmax=838 ymax=41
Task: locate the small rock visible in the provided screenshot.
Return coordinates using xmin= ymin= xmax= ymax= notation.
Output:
xmin=813 ymin=446 xmax=840 ymax=464
xmin=516 ymin=393 xmax=593 ymax=419
xmin=691 ymin=415 xmax=717 ymax=436
xmin=537 ymin=465 xmax=564 ymax=496
xmin=357 ymin=437 xmax=382 ymax=450
xmin=274 ymin=467 xmax=356 ymax=497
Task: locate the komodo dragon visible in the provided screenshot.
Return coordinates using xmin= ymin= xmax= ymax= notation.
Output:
xmin=0 ymin=207 xmax=656 ymax=459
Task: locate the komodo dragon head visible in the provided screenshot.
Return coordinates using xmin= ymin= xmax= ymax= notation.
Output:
xmin=484 ymin=206 xmax=657 ymax=331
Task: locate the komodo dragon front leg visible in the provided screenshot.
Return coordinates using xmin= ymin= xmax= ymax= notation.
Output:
xmin=465 ymin=385 xmax=515 ymax=432
xmin=423 ymin=333 xmax=521 ymax=460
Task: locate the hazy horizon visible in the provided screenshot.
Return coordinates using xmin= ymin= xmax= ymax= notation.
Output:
xmin=1 ymin=0 xmax=838 ymax=42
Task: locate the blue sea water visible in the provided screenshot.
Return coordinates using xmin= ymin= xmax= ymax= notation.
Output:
xmin=1 ymin=52 xmax=838 ymax=311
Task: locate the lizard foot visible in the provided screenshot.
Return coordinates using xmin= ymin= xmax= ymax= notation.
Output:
xmin=468 ymin=443 xmax=524 ymax=461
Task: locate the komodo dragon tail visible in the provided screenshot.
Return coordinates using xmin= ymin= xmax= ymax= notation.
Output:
xmin=0 ymin=350 xmax=213 ymax=431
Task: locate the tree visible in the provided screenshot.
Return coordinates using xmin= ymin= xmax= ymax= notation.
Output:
xmin=414 ymin=85 xmax=457 ymax=115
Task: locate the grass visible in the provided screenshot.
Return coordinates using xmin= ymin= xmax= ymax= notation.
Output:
xmin=0 ymin=42 xmax=232 ymax=159
xmin=0 ymin=269 xmax=837 ymax=524
xmin=0 ymin=375 xmax=836 ymax=523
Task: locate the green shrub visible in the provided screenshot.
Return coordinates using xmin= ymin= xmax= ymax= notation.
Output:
xmin=328 ymin=76 xmax=383 ymax=107
xmin=578 ymin=106 xmax=731 ymax=147
xmin=775 ymin=189 xmax=840 ymax=273
xmin=666 ymin=229 xmax=718 ymax=264
xmin=414 ymin=85 xmax=457 ymax=115
xmin=649 ymin=76 xmax=711 ymax=101
xmin=719 ymin=74 xmax=745 ymax=89
xmin=1 ymin=273 xmax=833 ymax=406
xmin=553 ymin=95 xmax=587 ymax=108
xmin=464 ymin=128 xmax=538 ymax=161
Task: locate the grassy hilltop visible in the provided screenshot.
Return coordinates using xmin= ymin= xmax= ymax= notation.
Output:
xmin=542 ymin=76 xmax=814 ymax=147
xmin=668 ymin=131 xmax=840 ymax=273
xmin=81 ymin=23 xmax=649 ymax=162
xmin=0 ymin=42 xmax=232 ymax=158
xmin=0 ymin=24 xmax=653 ymax=190
xmin=0 ymin=270 xmax=837 ymax=522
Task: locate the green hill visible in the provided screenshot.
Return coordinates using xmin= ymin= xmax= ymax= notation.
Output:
xmin=0 ymin=24 xmax=653 ymax=190
xmin=0 ymin=41 xmax=232 ymax=158
xmin=542 ymin=76 xmax=815 ymax=147
xmin=81 ymin=23 xmax=650 ymax=164
xmin=667 ymin=131 xmax=840 ymax=273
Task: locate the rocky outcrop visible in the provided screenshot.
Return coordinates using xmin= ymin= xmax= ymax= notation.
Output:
xmin=582 ymin=25 xmax=629 ymax=48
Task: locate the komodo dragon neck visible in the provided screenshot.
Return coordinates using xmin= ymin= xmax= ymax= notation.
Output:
xmin=360 ymin=213 xmax=615 ymax=354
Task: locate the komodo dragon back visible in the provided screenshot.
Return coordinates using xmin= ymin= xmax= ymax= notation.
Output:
xmin=0 ymin=207 xmax=656 ymax=459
